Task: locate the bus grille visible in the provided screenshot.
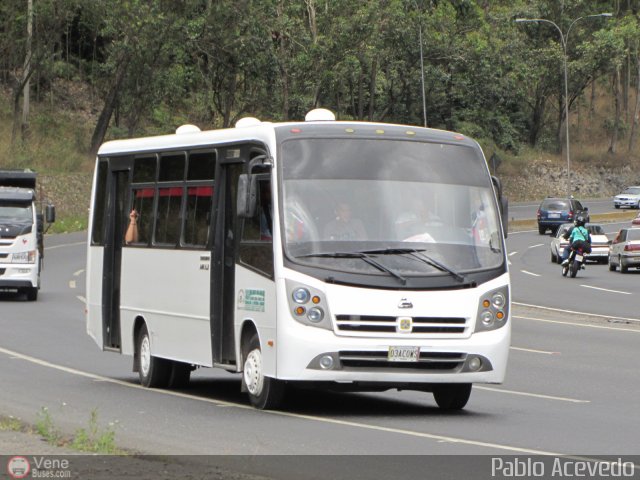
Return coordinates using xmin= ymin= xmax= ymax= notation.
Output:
xmin=335 ymin=315 xmax=467 ymax=335
xmin=339 ymin=350 xmax=466 ymax=372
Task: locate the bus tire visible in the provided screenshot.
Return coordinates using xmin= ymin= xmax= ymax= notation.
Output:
xmin=433 ymin=383 xmax=472 ymax=410
xmin=167 ymin=361 xmax=192 ymax=389
xmin=243 ymin=333 xmax=285 ymax=410
xmin=25 ymin=287 xmax=38 ymax=301
xmin=137 ymin=324 xmax=170 ymax=388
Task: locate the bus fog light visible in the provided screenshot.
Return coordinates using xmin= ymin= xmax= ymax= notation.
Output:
xmin=292 ymin=288 xmax=310 ymax=304
xmin=480 ymin=311 xmax=494 ymax=326
xmin=307 ymin=307 xmax=324 ymax=323
xmin=468 ymin=356 xmax=482 ymax=371
xmin=319 ymin=355 xmax=334 ymax=370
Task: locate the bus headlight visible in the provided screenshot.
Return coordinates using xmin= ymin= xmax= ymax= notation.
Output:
xmin=12 ymin=251 xmax=36 ymax=264
xmin=286 ymin=280 xmax=332 ymax=331
xmin=475 ymin=286 xmax=509 ymax=333
xmin=292 ymin=288 xmax=310 ymax=304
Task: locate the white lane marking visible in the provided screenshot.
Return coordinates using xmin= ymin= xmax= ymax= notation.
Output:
xmin=73 ymin=269 xmax=84 ymax=277
xmin=44 ymin=241 xmax=86 ymax=251
xmin=77 ymin=295 xmax=86 ymax=304
xmin=508 ymin=251 xmax=518 ymax=256
xmin=514 ymin=315 xmax=640 ymax=333
xmin=580 ymin=284 xmax=631 ymax=295
xmin=520 ymin=270 xmax=541 ymax=277
xmin=69 ymin=280 xmax=76 ymax=289
xmin=0 ymin=345 xmax=569 ymax=456
xmin=511 ymin=346 xmax=559 ymax=355
xmin=528 ymin=243 xmax=544 ymax=249
xmin=475 ymin=386 xmax=588 ymax=403
xmin=513 ymin=301 xmax=640 ymax=324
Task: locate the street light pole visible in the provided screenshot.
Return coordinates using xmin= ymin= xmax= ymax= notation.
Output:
xmin=515 ymin=14 xmax=612 ymax=197
xmin=418 ymin=24 xmax=427 ymax=128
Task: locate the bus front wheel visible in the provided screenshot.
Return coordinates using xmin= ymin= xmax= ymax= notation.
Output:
xmin=137 ymin=324 xmax=170 ymax=388
xmin=243 ymin=334 xmax=285 ymax=410
xmin=432 ymin=383 xmax=472 ymax=410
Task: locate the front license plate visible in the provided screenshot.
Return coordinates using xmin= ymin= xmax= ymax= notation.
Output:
xmin=575 ymin=254 xmax=583 ymax=262
xmin=388 ymin=346 xmax=420 ymax=362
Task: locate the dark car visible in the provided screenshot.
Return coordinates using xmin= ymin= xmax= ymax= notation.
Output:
xmin=537 ymin=197 xmax=589 ymax=235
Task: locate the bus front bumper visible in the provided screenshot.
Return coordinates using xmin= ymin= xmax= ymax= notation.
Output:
xmin=0 ymin=263 xmax=38 ymax=289
xmin=276 ymin=322 xmax=510 ymax=385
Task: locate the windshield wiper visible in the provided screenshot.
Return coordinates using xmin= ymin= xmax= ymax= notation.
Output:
xmin=298 ymin=251 xmax=407 ymax=285
xmin=359 ymin=247 xmax=467 ymax=283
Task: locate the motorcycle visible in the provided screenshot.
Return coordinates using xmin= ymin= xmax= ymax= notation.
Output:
xmin=561 ymin=243 xmax=589 ymax=278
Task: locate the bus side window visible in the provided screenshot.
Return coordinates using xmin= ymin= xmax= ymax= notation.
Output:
xmin=155 ymin=186 xmax=183 ymax=246
xmin=184 ymin=186 xmax=213 ymax=247
xmin=129 ymin=187 xmax=155 ymax=245
xmin=239 ymin=177 xmax=273 ymax=277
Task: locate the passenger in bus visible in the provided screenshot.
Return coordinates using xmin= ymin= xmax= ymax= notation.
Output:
xmin=125 ymin=209 xmax=139 ymax=244
xmin=397 ymin=201 xmax=441 ymax=240
xmin=323 ymin=202 xmax=366 ymax=241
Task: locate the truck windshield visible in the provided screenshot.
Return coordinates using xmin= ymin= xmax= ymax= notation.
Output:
xmin=0 ymin=201 xmax=33 ymax=223
xmin=280 ymin=137 xmax=503 ymax=277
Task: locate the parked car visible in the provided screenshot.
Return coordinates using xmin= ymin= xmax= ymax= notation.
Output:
xmin=537 ymin=197 xmax=589 ymax=235
xmin=613 ymin=186 xmax=640 ymax=209
xmin=632 ymin=211 xmax=640 ymax=226
xmin=550 ymin=223 xmax=609 ymax=264
xmin=608 ymin=227 xmax=640 ymax=273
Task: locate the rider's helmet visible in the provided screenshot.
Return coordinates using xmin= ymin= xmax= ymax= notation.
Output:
xmin=575 ymin=215 xmax=586 ymax=227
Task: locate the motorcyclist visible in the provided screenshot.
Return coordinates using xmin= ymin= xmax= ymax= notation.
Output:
xmin=561 ymin=215 xmax=592 ymax=266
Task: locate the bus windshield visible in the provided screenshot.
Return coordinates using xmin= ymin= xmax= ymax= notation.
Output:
xmin=0 ymin=201 xmax=33 ymax=223
xmin=280 ymin=137 xmax=503 ymax=277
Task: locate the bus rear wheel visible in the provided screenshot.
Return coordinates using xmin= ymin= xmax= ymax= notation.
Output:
xmin=137 ymin=324 xmax=170 ymax=388
xmin=432 ymin=383 xmax=472 ymax=410
xmin=243 ymin=334 xmax=285 ymax=410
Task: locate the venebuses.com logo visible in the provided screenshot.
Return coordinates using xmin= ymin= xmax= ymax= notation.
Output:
xmin=6 ymin=456 xmax=72 ymax=478
xmin=7 ymin=456 xmax=30 ymax=479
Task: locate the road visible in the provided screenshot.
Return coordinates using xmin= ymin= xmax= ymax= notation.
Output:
xmin=508 ymin=220 xmax=640 ymax=320
xmin=1 ymin=230 xmax=639 ymax=479
xmin=508 ymin=198 xmax=617 ymax=221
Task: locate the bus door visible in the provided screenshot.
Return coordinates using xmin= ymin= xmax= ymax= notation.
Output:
xmin=211 ymin=159 xmax=243 ymax=366
xmin=101 ymin=161 xmax=131 ymax=351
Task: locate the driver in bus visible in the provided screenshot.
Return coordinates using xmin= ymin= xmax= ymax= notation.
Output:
xmin=323 ymin=201 xmax=366 ymax=241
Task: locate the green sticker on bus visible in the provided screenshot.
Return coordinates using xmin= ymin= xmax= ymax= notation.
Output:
xmin=237 ymin=289 xmax=265 ymax=312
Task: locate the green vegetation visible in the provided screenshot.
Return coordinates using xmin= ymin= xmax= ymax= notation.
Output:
xmin=35 ymin=407 xmax=61 ymax=444
xmin=31 ymin=406 xmax=124 ymax=454
xmin=0 ymin=415 xmax=24 ymax=432
xmin=71 ymin=409 xmax=122 ymax=454
xmin=1 ymin=0 xmax=640 ymax=221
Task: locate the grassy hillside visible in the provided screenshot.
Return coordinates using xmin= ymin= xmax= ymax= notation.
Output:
xmin=1 ymin=78 xmax=639 ymax=232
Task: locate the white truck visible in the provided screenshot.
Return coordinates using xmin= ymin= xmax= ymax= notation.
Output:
xmin=0 ymin=170 xmax=55 ymax=301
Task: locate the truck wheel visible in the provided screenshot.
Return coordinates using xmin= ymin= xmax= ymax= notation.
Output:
xmin=25 ymin=287 xmax=38 ymax=301
xmin=137 ymin=324 xmax=170 ymax=388
xmin=433 ymin=384 xmax=472 ymax=410
xmin=243 ymin=333 xmax=285 ymax=409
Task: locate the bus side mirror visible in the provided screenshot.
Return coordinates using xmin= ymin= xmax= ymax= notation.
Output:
xmin=46 ymin=204 xmax=56 ymax=224
xmin=491 ymin=175 xmax=508 ymax=239
xmin=237 ymin=174 xmax=257 ymax=218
